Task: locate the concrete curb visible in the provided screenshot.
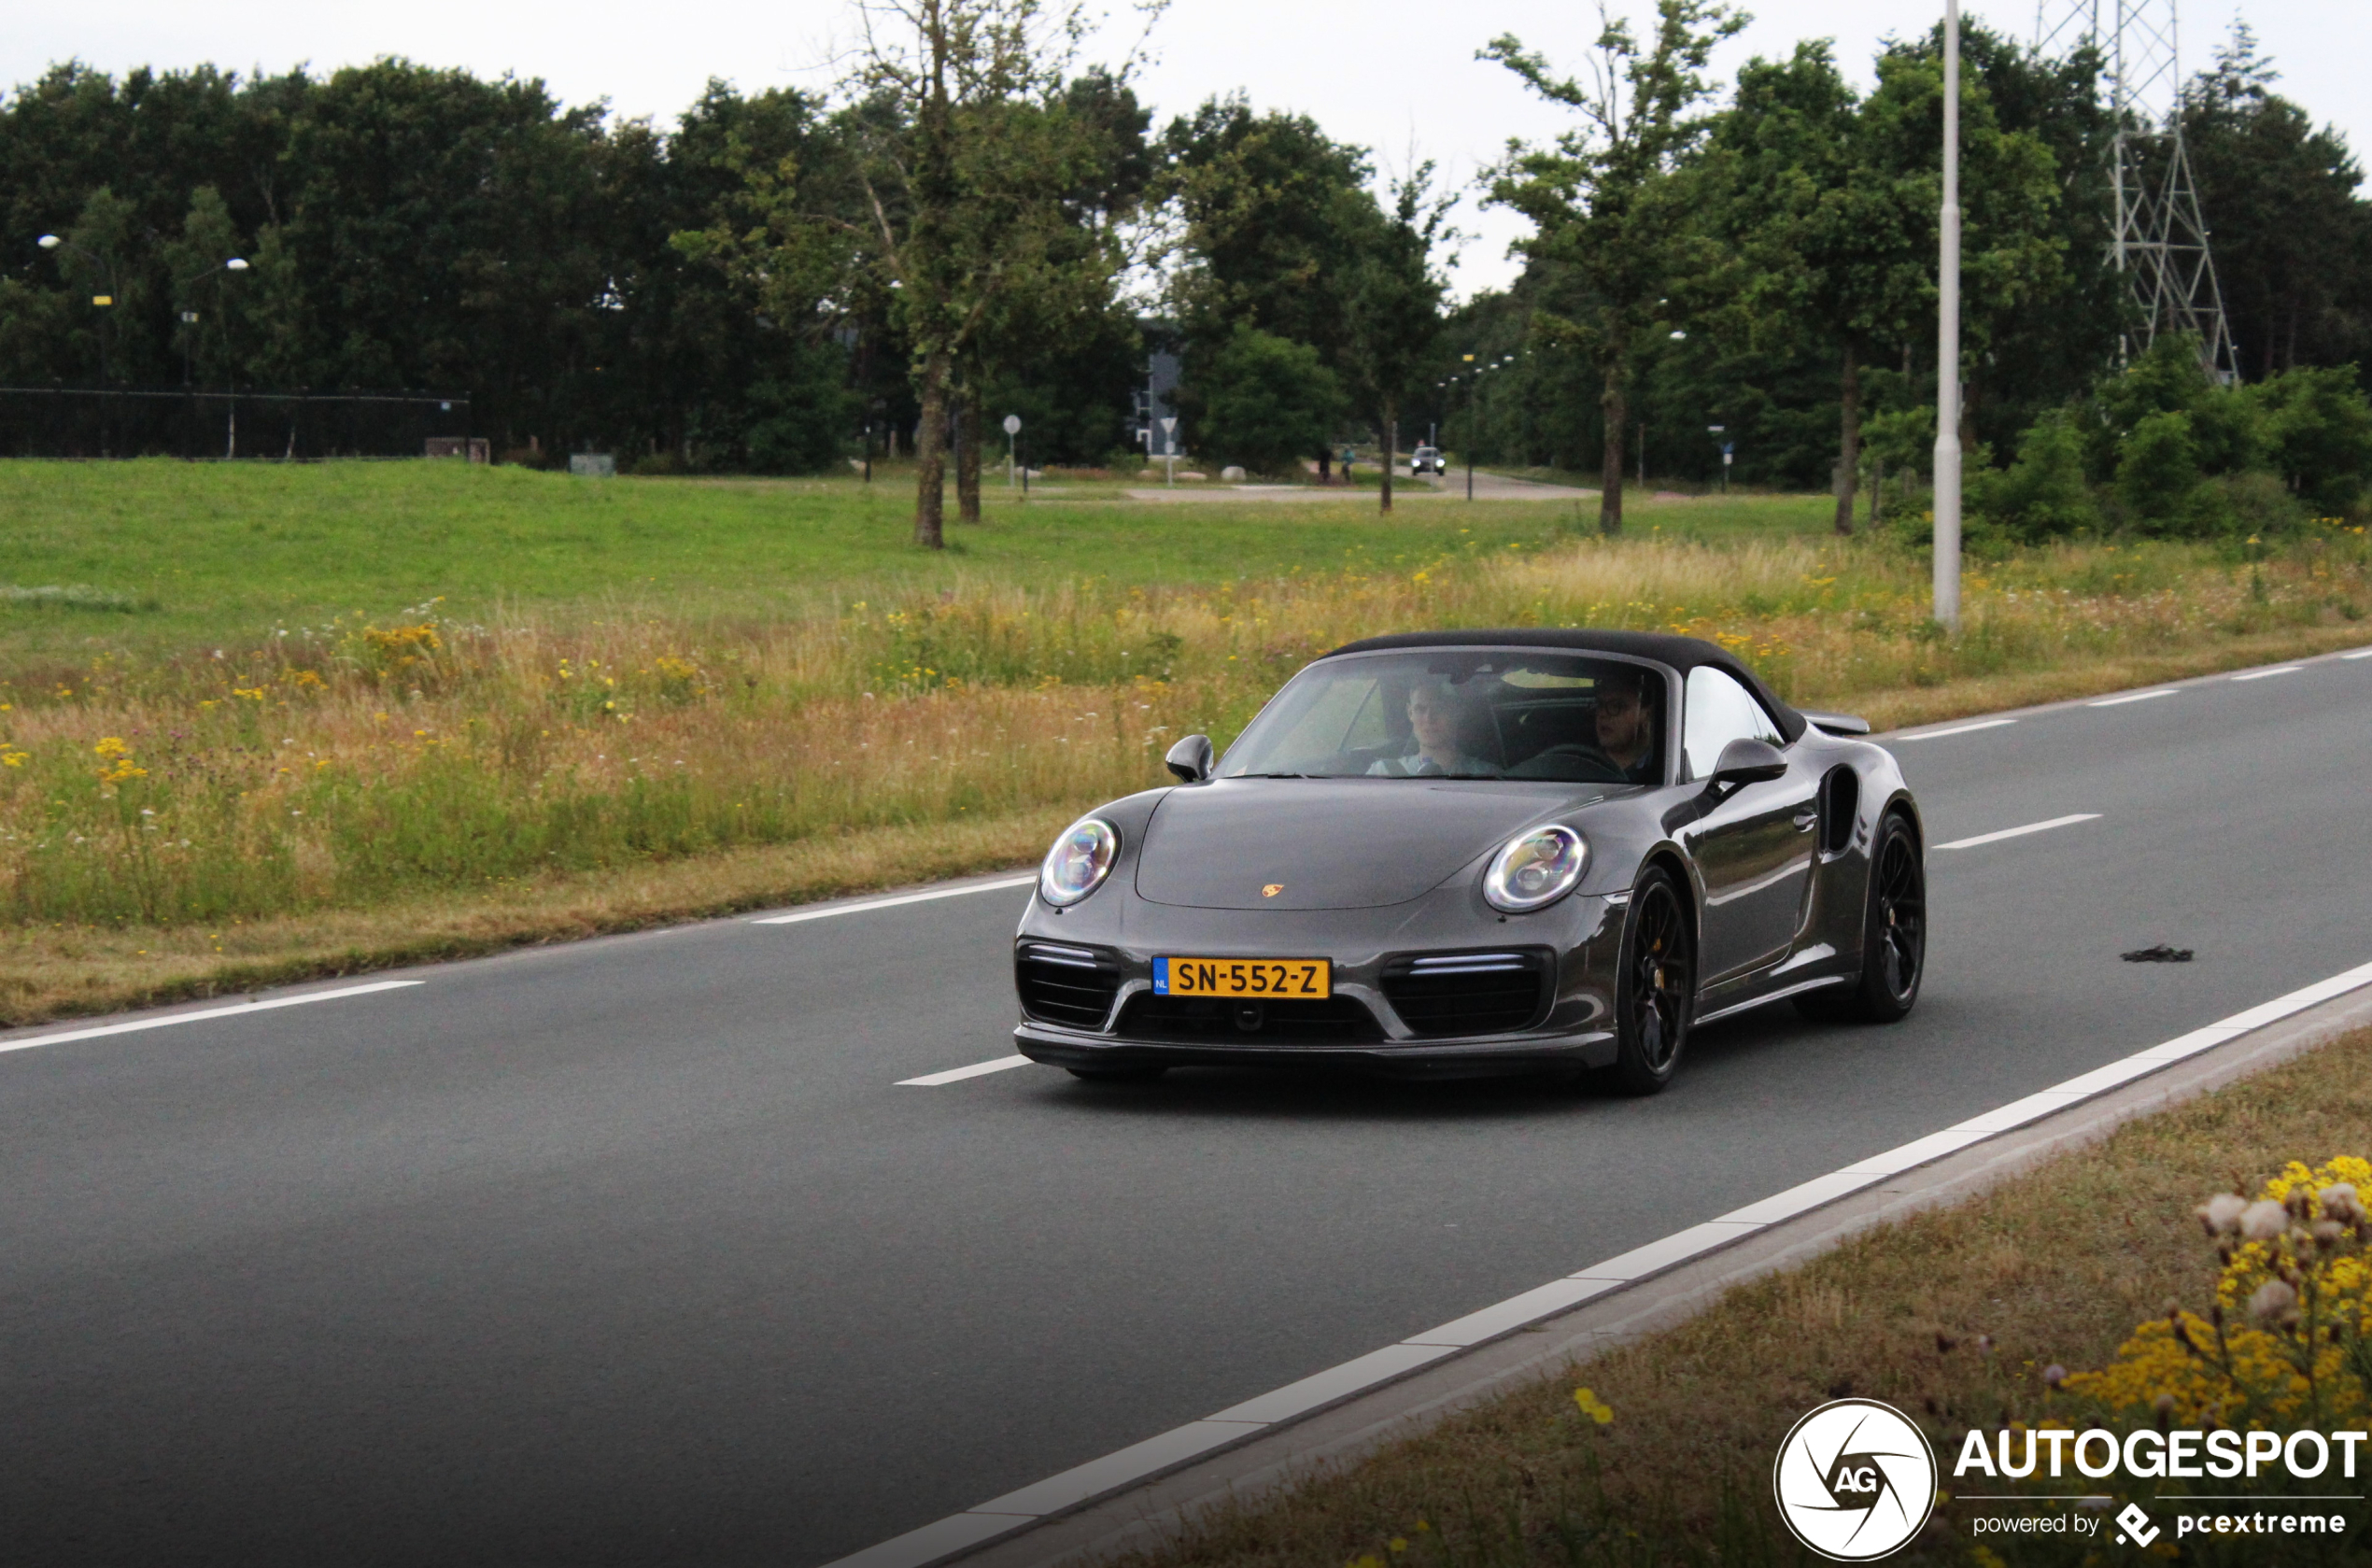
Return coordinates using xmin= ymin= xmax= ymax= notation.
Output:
xmin=950 ymin=985 xmax=2372 ymax=1568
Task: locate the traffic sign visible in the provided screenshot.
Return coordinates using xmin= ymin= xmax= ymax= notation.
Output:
xmin=1002 ymin=414 xmax=1022 ymax=435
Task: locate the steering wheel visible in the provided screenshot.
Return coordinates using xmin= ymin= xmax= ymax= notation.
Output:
xmin=1522 ymin=742 xmax=1626 ymax=779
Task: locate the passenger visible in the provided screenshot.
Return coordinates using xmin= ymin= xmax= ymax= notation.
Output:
xmin=1370 ymin=679 xmax=1497 ymax=776
xmin=1595 ymin=667 xmax=1662 ymax=784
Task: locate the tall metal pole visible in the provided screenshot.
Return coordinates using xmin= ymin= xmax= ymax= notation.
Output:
xmin=1932 ymin=0 xmax=1963 ymax=631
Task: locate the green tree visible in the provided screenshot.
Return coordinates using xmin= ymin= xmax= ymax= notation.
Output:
xmin=1700 ymin=31 xmax=2062 ymax=535
xmin=1484 ymin=0 xmax=1746 ymax=535
xmin=2182 ymin=25 xmax=2372 ymax=378
xmin=1191 ymin=326 xmax=1342 ymax=474
xmin=1339 ymin=162 xmax=1452 ymax=511
xmin=832 ymin=0 xmax=1151 ymax=547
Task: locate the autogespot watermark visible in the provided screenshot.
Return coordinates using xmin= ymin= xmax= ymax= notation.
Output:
xmin=1775 ymin=1405 xmax=2369 ymax=1560
xmin=1773 ymin=1399 xmax=1940 ymax=1561
xmin=1950 ymin=1421 xmax=2366 ymax=1551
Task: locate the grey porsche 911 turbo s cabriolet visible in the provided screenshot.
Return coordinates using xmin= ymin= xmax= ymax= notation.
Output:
xmin=1010 ymin=629 xmax=1926 ymax=1094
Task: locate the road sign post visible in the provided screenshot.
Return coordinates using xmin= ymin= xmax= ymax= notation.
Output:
xmin=1160 ymin=417 xmax=1178 ymax=487
xmin=1003 ymin=413 xmax=1022 ymax=489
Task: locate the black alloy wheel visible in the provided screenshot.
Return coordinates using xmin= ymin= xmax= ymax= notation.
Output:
xmin=1801 ymin=811 xmax=1925 ymax=1024
xmin=1605 ymin=865 xmax=1693 ymax=1095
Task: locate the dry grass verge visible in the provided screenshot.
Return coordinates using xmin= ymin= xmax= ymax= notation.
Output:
xmin=0 ymin=804 xmax=1073 ymax=1026
xmin=1098 ymin=1027 xmax=2372 ymax=1567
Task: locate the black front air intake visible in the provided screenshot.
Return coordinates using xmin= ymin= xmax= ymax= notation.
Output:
xmin=1114 ymin=993 xmax=1386 ymax=1044
xmin=1014 ymin=941 xmax=1122 ymax=1029
xmin=1380 ymin=949 xmax=1551 ymax=1037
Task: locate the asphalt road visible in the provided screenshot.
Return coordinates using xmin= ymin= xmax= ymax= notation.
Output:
xmin=4 ymin=648 xmax=2368 ymax=1566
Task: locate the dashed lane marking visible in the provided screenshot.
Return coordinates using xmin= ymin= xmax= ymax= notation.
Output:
xmin=750 ymin=876 xmax=1036 ymax=925
xmin=898 ymin=1054 xmax=1034 ymax=1087
xmin=0 ymin=981 xmax=424 ymax=1057
xmin=1894 ymin=717 xmax=2016 ymax=741
xmin=1933 ymin=813 xmax=2101 ymax=852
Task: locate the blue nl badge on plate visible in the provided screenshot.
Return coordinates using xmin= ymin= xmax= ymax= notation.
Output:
xmin=1152 ymin=955 xmax=1170 ymax=995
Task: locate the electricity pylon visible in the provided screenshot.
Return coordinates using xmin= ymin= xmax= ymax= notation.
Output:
xmin=2038 ymin=0 xmax=2238 ymax=377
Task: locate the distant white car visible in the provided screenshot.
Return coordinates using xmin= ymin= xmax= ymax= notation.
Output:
xmin=1410 ymin=445 xmax=1444 ymax=475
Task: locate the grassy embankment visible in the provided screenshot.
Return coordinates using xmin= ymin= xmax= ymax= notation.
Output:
xmin=0 ymin=458 xmax=2365 ymax=1024
xmin=1099 ymin=1025 xmax=2372 ymax=1568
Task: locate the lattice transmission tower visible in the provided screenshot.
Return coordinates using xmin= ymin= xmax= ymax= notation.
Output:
xmin=2037 ymin=0 xmax=2238 ymax=377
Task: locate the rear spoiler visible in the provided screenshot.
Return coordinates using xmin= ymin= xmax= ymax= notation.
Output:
xmin=1800 ymin=710 xmax=1871 ymax=737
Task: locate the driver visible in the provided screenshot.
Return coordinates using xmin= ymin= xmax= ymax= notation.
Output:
xmin=1369 ymin=679 xmax=1497 ymax=776
xmin=1595 ymin=667 xmax=1662 ymax=784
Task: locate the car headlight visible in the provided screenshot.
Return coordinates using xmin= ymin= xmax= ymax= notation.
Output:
xmin=1039 ymin=818 xmax=1120 ymax=906
xmin=1484 ymin=825 xmax=1587 ymax=913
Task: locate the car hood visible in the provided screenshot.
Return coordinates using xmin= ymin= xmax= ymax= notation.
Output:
xmin=1133 ymin=778 xmax=1596 ymax=911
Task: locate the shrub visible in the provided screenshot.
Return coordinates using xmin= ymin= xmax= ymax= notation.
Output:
xmin=2250 ymin=364 xmax=2372 ymax=514
xmin=2116 ymin=409 xmax=2204 ymax=530
xmin=1973 ymin=409 xmax=2100 ymax=541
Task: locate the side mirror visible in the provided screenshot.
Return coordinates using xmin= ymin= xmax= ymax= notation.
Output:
xmin=1708 ymin=736 xmax=1787 ymax=788
xmin=1165 ymin=733 xmax=1215 ymax=783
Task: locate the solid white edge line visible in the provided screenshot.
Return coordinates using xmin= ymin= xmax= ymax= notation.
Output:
xmin=2230 ymin=665 xmax=2303 ymax=682
xmin=1933 ymin=812 xmax=2101 ymax=851
xmin=1892 ymin=717 xmax=2017 ymax=741
xmin=897 ymin=1054 xmax=1033 ymax=1087
xmin=822 ymin=953 xmax=2372 ymax=1568
xmin=0 ymin=980 xmax=425 ymax=1056
xmin=750 ymin=875 xmax=1037 ymax=925
xmin=2343 ymin=649 xmax=2372 ymax=660
xmin=2087 ymin=689 xmax=2175 ymax=707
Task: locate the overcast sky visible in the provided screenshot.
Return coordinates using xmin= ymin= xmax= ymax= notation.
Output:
xmin=7 ymin=0 xmax=2363 ymax=297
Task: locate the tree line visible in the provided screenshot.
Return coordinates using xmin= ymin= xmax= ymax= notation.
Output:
xmin=3 ymin=0 xmax=2367 ymax=545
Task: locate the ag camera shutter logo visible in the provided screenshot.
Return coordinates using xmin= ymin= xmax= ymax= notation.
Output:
xmin=1772 ymin=1399 xmax=1938 ymax=1560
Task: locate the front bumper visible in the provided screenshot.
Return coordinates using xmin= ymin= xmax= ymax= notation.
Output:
xmin=1014 ymin=1022 xmax=1617 ymax=1079
xmin=1011 ymin=890 xmax=1629 ymax=1079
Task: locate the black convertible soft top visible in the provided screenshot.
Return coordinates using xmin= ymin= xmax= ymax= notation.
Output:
xmin=1320 ymin=628 xmax=1806 ymax=743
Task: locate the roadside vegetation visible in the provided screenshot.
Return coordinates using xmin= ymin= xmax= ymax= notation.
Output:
xmin=0 ymin=462 xmax=2365 ymax=1023
xmin=1097 ymin=1027 xmax=2372 ymax=1567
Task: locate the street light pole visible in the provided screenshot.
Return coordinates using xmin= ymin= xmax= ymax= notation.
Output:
xmin=40 ymin=233 xmax=125 ymax=456
xmin=1932 ymin=0 xmax=1964 ymax=630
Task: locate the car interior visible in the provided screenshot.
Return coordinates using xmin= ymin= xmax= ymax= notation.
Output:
xmin=1222 ymin=655 xmax=1667 ymax=784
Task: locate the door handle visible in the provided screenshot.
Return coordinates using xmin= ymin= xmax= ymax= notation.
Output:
xmin=1792 ymin=809 xmax=1820 ymax=832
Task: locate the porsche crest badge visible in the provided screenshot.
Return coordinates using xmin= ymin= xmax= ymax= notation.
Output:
xmin=1262 ymin=883 xmax=1284 ymax=898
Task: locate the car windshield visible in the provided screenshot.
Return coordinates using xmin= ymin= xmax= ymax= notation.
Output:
xmin=1219 ymin=650 xmax=1666 ymax=784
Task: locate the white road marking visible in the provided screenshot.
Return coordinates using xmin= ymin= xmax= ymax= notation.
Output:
xmin=2341 ymin=648 xmax=2372 ymax=660
xmin=749 ymin=875 xmax=1036 ymax=925
xmin=1894 ymin=717 xmax=2016 ymax=741
xmin=827 ymin=955 xmax=2372 ymax=1568
xmin=2088 ymin=689 xmax=2174 ymax=707
xmin=1933 ymin=813 xmax=2101 ymax=851
xmin=2231 ymin=665 xmax=2302 ymax=682
xmin=897 ymin=1054 xmax=1033 ymax=1087
xmin=0 ymin=981 xmax=424 ymax=1057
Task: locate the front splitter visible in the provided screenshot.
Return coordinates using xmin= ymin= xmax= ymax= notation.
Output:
xmin=1012 ymin=1024 xmax=1618 ymax=1081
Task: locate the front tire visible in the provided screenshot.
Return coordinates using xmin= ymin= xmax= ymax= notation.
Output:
xmin=1799 ymin=811 xmax=1925 ymax=1023
xmin=1603 ymin=866 xmax=1693 ymax=1095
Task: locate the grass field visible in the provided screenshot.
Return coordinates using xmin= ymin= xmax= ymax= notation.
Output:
xmin=0 ymin=459 xmax=1643 ymax=660
xmin=0 ymin=459 xmax=2365 ymax=1024
xmin=1102 ymin=1027 xmax=2372 ymax=1568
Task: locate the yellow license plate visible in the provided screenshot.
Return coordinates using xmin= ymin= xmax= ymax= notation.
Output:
xmin=1154 ymin=956 xmax=1330 ymax=999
